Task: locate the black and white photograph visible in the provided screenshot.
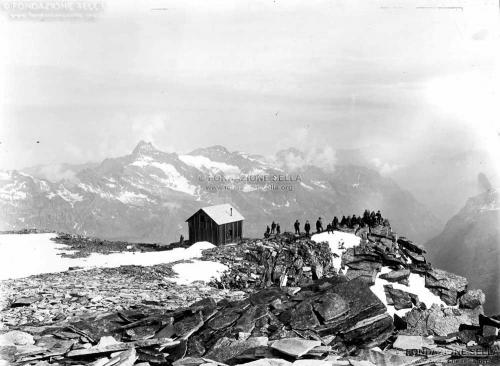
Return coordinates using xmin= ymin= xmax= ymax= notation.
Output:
xmin=1 ymin=0 xmax=499 ymax=365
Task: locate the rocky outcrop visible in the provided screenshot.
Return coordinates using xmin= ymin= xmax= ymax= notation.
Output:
xmin=425 ymin=268 xmax=468 ymax=306
xmin=203 ymin=233 xmax=334 ymax=289
xmin=404 ymin=304 xmax=483 ymax=337
xmin=459 ymin=289 xmax=486 ymax=309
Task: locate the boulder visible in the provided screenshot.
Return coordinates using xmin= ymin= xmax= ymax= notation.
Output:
xmin=483 ymin=325 xmax=499 ymax=338
xmin=379 ymin=269 xmax=410 ymax=286
xmin=459 ymin=289 xmax=486 ymax=309
xmin=425 ymin=269 xmax=468 ymax=306
xmin=405 ymin=304 xmax=482 ymax=337
xmin=383 ymin=285 xmax=418 ymax=310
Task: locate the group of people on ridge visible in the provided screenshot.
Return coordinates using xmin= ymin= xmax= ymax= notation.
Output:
xmin=293 ymin=218 xmax=324 ymax=237
xmin=285 ymin=210 xmax=387 ymax=238
xmin=264 ymin=221 xmax=281 ymax=238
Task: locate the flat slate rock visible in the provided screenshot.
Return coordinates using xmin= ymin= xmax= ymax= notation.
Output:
xmin=207 ymin=309 xmax=240 ymax=331
xmin=270 ymin=338 xmax=321 ymax=358
xmin=397 ymin=237 xmax=425 ymax=255
xmin=239 ymin=359 xmax=292 ymax=366
xmin=11 ymin=296 xmax=39 ymax=308
xmin=392 ymin=335 xmax=423 ymax=350
xmin=383 ymin=285 xmax=417 ymax=310
xmin=204 ymin=336 xmax=268 ymax=363
xmin=289 ymin=302 xmax=320 ymax=330
xmin=379 ymin=269 xmax=410 ymax=286
xmin=313 ymin=293 xmax=349 ymax=322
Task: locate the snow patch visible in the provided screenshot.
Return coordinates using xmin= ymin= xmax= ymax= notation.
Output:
xmin=57 ymin=186 xmax=83 ymax=206
xmin=130 ymin=156 xmax=154 ymax=167
xmin=116 ymin=191 xmax=149 ymax=204
xmin=171 ymin=260 xmax=228 ymax=285
xmin=77 ymin=183 xmax=113 ymax=199
xmin=179 ymin=155 xmax=241 ymax=177
xmin=129 ymin=159 xmax=197 ymax=195
xmin=151 ymin=162 xmax=197 ymax=195
xmin=300 ymin=182 xmax=314 ymax=190
xmin=39 ymin=181 xmax=50 ymax=192
xmin=370 ymin=266 xmax=449 ymax=318
xmin=0 ymin=182 xmax=28 ymax=201
xmin=311 ymin=231 xmax=361 ymax=272
xmin=311 ymin=180 xmax=328 ymax=189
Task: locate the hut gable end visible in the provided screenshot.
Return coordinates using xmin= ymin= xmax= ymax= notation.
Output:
xmin=186 ymin=204 xmax=244 ymax=246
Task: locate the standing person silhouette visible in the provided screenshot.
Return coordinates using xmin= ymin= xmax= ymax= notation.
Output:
xmin=304 ymin=220 xmax=311 ymax=236
xmin=316 ymin=217 xmax=323 ymax=233
xmin=294 ymin=220 xmax=300 ymax=235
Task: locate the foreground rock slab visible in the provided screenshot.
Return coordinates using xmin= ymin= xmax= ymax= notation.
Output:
xmin=270 ymin=338 xmax=321 ymax=357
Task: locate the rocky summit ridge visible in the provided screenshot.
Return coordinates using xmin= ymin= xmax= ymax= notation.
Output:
xmin=1 ymin=223 xmax=499 ymax=366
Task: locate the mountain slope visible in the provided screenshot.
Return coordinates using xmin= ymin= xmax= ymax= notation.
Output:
xmin=0 ymin=141 xmax=440 ymax=243
xmin=427 ymin=190 xmax=500 ymax=314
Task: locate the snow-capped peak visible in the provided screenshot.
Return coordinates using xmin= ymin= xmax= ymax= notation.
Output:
xmin=132 ymin=140 xmax=159 ymax=156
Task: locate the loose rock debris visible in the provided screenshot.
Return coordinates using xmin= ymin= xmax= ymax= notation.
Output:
xmin=1 ymin=226 xmax=499 ymax=365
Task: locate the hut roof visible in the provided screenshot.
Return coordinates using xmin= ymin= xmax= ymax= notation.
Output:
xmin=187 ymin=203 xmax=244 ymax=225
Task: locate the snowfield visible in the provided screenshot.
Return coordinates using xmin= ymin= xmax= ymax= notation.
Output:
xmin=0 ymin=234 xmax=221 ymax=283
xmin=179 ymin=155 xmax=241 ymax=178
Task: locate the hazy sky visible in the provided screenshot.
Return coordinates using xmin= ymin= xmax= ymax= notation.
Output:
xmin=1 ymin=0 xmax=499 ymax=170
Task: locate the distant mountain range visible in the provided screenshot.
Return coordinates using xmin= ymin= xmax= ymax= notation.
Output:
xmin=0 ymin=141 xmax=441 ymax=243
xmin=335 ymin=147 xmax=498 ymax=221
xmin=427 ymin=190 xmax=500 ymax=314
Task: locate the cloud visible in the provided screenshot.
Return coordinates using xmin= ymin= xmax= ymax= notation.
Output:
xmin=372 ymin=158 xmax=402 ymax=176
xmin=131 ymin=115 xmax=168 ymax=146
xmin=38 ymin=164 xmax=79 ymax=183
xmin=277 ymin=146 xmax=337 ymax=172
xmin=274 ymin=126 xmax=337 ymax=172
